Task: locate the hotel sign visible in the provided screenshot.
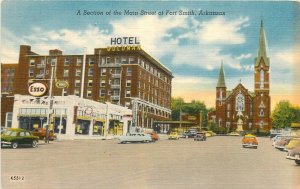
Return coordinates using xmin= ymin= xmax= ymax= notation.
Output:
xmin=28 ymin=82 xmax=48 ymax=97
xmin=107 ymin=37 xmax=141 ymax=52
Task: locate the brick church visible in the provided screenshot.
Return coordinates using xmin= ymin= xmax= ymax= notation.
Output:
xmin=209 ymin=20 xmax=271 ymax=133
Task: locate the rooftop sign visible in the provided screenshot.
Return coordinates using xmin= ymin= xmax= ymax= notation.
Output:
xmin=108 ymin=37 xmax=141 ymax=52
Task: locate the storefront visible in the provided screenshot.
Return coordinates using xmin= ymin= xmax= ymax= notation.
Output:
xmin=11 ymin=95 xmax=132 ymax=140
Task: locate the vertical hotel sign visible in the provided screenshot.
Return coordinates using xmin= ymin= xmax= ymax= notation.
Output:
xmin=107 ymin=37 xmax=141 ymax=51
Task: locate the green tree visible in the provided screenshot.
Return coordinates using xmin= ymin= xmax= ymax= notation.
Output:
xmin=272 ymin=100 xmax=300 ymax=129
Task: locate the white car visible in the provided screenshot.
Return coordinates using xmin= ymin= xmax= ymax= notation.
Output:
xmin=119 ymin=133 xmax=152 ymax=144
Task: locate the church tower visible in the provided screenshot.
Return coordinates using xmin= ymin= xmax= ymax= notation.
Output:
xmin=216 ymin=62 xmax=226 ymax=127
xmin=253 ymin=20 xmax=271 ymax=132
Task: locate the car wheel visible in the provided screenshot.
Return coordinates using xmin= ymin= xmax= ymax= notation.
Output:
xmin=185 ymin=136 xmax=188 ymax=138
xmin=11 ymin=142 xmax=18 ymax=149
xmin=295 ymin=160 xmax=300 ymax=166
xmin=32 ymin=141 xmax=38 ymax=148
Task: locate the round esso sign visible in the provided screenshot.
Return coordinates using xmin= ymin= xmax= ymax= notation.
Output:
xmin=28 ymin=83 xmax=48 ymax=97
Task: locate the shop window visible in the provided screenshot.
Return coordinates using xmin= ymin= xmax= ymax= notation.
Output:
xmin=75 ymin=120 xmax=90 ymax=135
xmin=93 ymin=121 xmax=104 ymax=135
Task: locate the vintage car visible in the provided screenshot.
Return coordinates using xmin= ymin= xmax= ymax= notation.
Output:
xmin=1 ymin=128 xmax=39 ymax=149
xmin=32 ymin=128 xmax=56 ymax=141
xmin=119 ymin=133 xmax=152 ymax=144
xmin=228 ymin=132 xmax=240 ymax=136
xmin=182 ymin=130 xmax=197 ymax=138
xmin=242 ymin=134 xmax=258 ymax=148
xmin=274 ymin=137 xmax=291 ymax=151
xmin=194 ymin=132 xmax=206 ymax=141
xmin=168 ymin=132 xmax=179 ymax=140
xmin=286 ymin=146 xmax=300 ymax=165
xmin=145 ymin=131 xmax=159 ymax=141
xmin=271 ymin=135 xmax=284 ymax=146
xmin=284 ymin=138 xmax=300 ymax=152
xmin=206 ymin=131 xmax=216 ymax=137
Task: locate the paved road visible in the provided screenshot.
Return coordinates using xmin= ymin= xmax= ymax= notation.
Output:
xmin=1 ymin=136 xmax=300 ymax=189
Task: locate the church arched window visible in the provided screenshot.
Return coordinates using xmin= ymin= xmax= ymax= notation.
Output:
xmin=235 ymin=93 xmax=245 ymax=112
xmin=260 ymin=69 xmax=264 ymax=89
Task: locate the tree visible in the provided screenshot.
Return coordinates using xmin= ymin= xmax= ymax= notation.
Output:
xmin=271 ymin=100 xmax=300 ymax=129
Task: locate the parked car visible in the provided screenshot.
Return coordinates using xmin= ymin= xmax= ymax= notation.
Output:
xmin=194 ymin=132 xmax=206 ymax=141
xmin=32 ymin=128 xmax=56 ymax=141
xmin=119 ymin=133 xmax=152 ymax=144
xmin=284 ymin=138 xmax=300 ymax=152
xmin=206 ymin=131 xmax=216 ymax=137
xmin=286 ymin=146 xmax=300 ymax=165
xmin=274 ymin=137 xmax=291 ymax=151
xmin=271 ymin=135 xmax=284 ymax=146
xmin=146 ymin=131 xmax=159 ymax=141
xmin=182 ymin=130 xmax=197 ymax=138
xmin=168 ymin=132 xmax=179 ymax=140
xmin=242 ymin=134 xmax=258 ymax=148
xmin=1 ymin=128 xmax=39 ymax=149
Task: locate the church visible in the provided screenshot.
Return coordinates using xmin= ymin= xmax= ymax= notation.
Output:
xmin=209 ymin=20 xmax=271 ymax=133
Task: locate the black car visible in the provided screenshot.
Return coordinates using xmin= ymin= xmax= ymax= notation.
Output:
xmin=182 ymin=131 xmax=197 ymax=138
xmin=194 ymin=132 xmax=206 ymax=141
xmin=1 ymin=128 xmax=39 ymax=149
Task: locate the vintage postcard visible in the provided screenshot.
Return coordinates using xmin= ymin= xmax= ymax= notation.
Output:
xmin=1 ymin=0 xmax=300 ymax=189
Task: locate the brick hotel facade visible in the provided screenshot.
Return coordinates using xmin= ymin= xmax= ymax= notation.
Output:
xmin=1 ymin=45 xmax=173 ymax=131
xmin=209 ymin=20 xmax=271 ymax=133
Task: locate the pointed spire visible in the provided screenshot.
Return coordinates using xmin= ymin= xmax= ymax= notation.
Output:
xmin=217 ymin=61 xmax=226 ymax=88
xmin=256 ymin=19 xmax=269 ymax=66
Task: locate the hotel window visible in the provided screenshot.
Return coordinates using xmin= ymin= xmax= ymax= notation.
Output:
xmin=88 ymin=68 xmax=94 ymax=77
xmin=145 ymin=64 xmax=149 ymax=70
xmin=129 ymin=57 xmax=134 ymax=64
xmin=150 ymin=67 xmax=153 ymax=73
xmin=29 ymin=69 xmax=34 ymax=77
xmin=40 ymin=58 xmax=46 ymax=65
xmin=259 ymin=108 xmax=264 ymax=117
xmin=100 ymin=89 xmax=105 ymax=97
xmin=249 ymin=123 xmax=252 ymax=129
xmin=77 ymin=57 xmax=82 ymax=66
xmin=155 ymin=80 xmax=158 ymax=87
xmin=74 ymin=89 xmax=80 ymax=96
xmin=100 ymin=79 xmax=106 ymax=87
xmin=227 ymin=111 xmax=230 ymax=118
xmin=121 ymin=57 xmax=127 ymax=64
xmin=107 ymin=90 xmax=111 ymax=96
xmin=50 ymin=58 xmax=57 ymax=66
xmin=29 ymin=59 xmax=35 ymax=66
xmin=75 ymin=80 xmax=81 ymax=87
xmin=88 ymin=80 xmax=93 ymax=87
xmin=141 ymin=60 xmax=144 ymax=68
xmin=148 ymin=76 xmax=151 ymax=82
xmin=109 ymin=79 xmax=112 ymax=85
xmin=63 ymin=69 xmax=69 ymax=77
xmin=76 ymin=69 xmax=81 ymax=77
xmin=125 ymin=89 xmax=131 ymax=98
xmin=89 ymin=57 xmax=94 ymax=66
xmin=226 ymin=122 xmax=230 ymax=128
xmin=126 ymin=79 xmax=131 ymax=87
xmin=106 ymin=57 xmax=111 ymax=64
xmin=126 ymin=67 xmax=132 ymax=76
xmin=139 ymin=70 xmax=142 ymax=76
xmin=154 ymin=69 xmax=157 ymax=76
xmin=219 ymin=119 xmax=222 ymax=127
xmin=87 ymin=90 xmax=92 ymax=97
xmin=64 ymin=58 xmax=70 ymax=66
xmin=101 ymin=68 xmax=106 ymax=76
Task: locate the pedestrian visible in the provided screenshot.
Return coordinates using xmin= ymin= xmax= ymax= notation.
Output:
xmin=45 ymin=124 xmax=50 ymax=143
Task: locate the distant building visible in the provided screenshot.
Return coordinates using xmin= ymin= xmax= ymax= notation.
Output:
xmin=209 ymin=20 xmax=271 ymax=133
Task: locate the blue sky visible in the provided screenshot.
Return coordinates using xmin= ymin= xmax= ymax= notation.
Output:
xmin=1 ymin=1 xmax=299 ymax=109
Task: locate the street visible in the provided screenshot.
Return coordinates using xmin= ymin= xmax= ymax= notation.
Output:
xmin=1 ymin=136 xmax=300 ymax=189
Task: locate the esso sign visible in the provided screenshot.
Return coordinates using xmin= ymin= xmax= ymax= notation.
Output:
xmin=28 ymin=83 xmax=48 ymax=97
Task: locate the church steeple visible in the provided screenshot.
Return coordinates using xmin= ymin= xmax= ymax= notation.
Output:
xmin=217 ymin=62 xmax=226 ymax=88
xmin=255 ymin=19 xmax=269 ymax=67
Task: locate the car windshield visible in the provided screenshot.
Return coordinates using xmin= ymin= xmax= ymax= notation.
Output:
xmin=3 ymin=130 xmax=18 ymax=136
xmin=171 ymin=132 xmax=177 ymax=135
